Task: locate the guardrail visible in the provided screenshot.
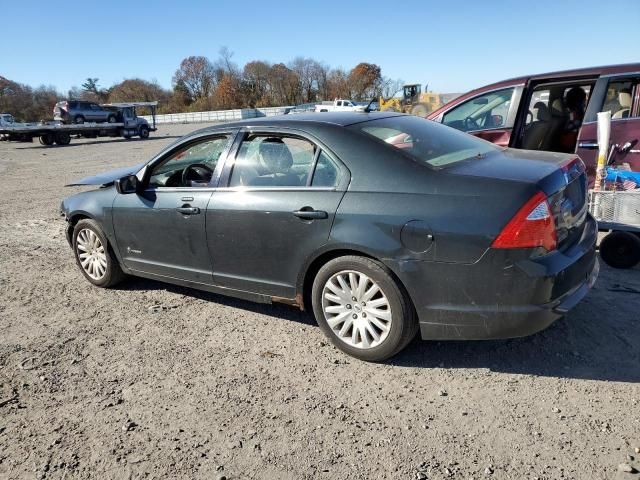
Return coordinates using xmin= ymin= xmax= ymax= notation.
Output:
xmin=140 ymin=106 xmax=293 ymax=125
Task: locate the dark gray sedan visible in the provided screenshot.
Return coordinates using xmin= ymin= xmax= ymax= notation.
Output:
xmin=61 ymin=112 xmax=598 ymax=361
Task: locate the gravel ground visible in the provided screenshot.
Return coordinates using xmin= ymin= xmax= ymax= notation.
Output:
xmin=0 ymin=125 xmax=639 ymax=480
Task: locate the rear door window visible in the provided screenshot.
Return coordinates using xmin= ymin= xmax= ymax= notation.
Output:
xmin=229 ymin=135 xmax=317 ymax=187
xmin=311 ymin=151 xmax=341 ymax=187
xmin=604 ymin=80 xmax=635 ymax=119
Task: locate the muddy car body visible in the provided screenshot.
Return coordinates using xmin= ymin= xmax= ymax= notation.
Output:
xmin=61 ymin=113 xmax=598 ymax=361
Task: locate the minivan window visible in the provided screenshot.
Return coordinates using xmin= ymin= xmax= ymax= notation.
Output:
xmin=442 ymin=88 xmax=514 ymax=132
xmin=604 ymin=80 xmax=635 ymax=119
xmin=351 ymin=115 xmax=498 ymax=167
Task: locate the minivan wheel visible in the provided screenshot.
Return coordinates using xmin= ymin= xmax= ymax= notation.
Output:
xmin=74 ymin=115 xmax=85 ymax=124
xmin=311 ymin=256 xmax=417 ymax=362
xmin=72 ymin=219 xmax=125 ymax=288
xmin=599 ymin=231 xmax=640 ymax=269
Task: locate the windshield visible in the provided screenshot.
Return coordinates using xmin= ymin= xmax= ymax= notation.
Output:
xmin=349 ymin=115 xmax=499 ymax=167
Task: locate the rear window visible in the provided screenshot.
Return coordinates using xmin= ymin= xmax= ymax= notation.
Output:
xmin=349 ymin=115 xmax=499 ymax=167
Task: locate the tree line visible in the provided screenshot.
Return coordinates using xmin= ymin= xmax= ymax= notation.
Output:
xmin=1 ymin=48 xmax=403 ymax=121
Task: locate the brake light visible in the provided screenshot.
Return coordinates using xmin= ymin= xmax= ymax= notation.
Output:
xmin=492 ymin=191 xmax=557 ymax=252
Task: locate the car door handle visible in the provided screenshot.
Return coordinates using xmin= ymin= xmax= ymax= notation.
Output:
xmin=293 ymin=208 xmax=328 ymax=220
xmin=176 ymin=206 xmax=200 ymax=215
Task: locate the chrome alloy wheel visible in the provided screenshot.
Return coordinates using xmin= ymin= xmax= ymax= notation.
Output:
xmin=321 ymin=270 xmax=392 ymax=349
xmin=76 ymin=228 xmax=107 ymax=280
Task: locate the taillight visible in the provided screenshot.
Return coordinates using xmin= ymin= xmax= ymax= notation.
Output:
xmin=492 ymin=191 xmax=557 ymax=252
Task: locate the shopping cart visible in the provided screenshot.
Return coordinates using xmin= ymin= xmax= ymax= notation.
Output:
xmin=588 ymin=188 xmax=640 ymax=268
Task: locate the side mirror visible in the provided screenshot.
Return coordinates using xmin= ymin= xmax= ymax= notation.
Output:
xmin=116 ymin=174 xmax=139 ymax=194
xmin=492 ymin=114 xmax=504 ymax=126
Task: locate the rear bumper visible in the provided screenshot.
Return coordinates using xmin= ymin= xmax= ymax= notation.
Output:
xmin=391 ymin=214 xmax=599 ymax=340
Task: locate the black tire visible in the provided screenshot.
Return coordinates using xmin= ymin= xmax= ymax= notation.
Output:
xmin=599 ymin=231 xmax=640 ymax=269
xmin=54 ymin=132 xmax=71 ymax=145
xmin=39 ymin=134 xmax=54 ymax=146
xmin=107 ymin=114 xmax=117 ymax=123
xmin=74 ymin=115 xmax=85 ymax=124
xmin=139 ymin=125 xmax=150 ymax=139
xmin=311 ymin=255 xmax=418 ymax=362
xmin=72 ymin=219 xmax=126 ymax=288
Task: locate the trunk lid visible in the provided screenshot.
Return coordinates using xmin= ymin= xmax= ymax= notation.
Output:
xmin=447 ymin=148 xmax=589 ymax=251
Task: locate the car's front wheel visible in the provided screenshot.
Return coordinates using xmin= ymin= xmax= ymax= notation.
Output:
xmin=311 ymin=256 xmax=417 ymax=361
xmin=72 ymin=219 xmax=125 ymax=287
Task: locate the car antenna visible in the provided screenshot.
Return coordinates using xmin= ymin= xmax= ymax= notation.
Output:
xmin=364 ymin=96 xmax=377 ymax=113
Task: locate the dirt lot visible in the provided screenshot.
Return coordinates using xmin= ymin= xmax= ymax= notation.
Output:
xmin=0 ymin=124 xmax=639 ymax=480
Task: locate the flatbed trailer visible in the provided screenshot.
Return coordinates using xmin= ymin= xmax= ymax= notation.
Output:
xmin=0 ymin=101 xmax=158 ymax=146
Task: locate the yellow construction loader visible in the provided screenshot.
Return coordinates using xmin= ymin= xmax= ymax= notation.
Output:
xmin=379 ymin=84 xmax=443 ymax=116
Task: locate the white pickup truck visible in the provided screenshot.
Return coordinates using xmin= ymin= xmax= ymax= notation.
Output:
xmin=315 ymin=99 xmax=365 ymax=113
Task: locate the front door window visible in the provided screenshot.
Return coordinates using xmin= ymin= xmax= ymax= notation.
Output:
xmin=149 ymin=136 xmax=230 ymax=188
xmin=442 ymin=88 xmax=514 ymax=132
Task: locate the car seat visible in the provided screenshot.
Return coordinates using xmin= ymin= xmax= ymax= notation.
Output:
xmin=250 ymin=138 xmax=301 ymax=186
xmin=612 ymin=91 xmax=632 ymax=119
xmin=521 ymin=102 xmax=551 ymax=150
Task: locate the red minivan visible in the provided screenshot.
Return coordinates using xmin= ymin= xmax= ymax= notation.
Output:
xmin=427 ymin=63 xmax=640 ymax=179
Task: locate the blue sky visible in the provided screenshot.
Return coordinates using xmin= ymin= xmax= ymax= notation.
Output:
xmin=2 ymin=0 xmax=638 ymax=95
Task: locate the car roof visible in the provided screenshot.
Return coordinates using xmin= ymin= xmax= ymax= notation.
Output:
xmin=189 ymin=111 xmax=407 ymax=134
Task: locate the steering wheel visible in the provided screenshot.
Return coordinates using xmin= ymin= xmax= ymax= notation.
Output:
xmin=181 ymin=163 xmax=214 ymax=186
xmin=464 ymin=116 xmax=480 ymax=131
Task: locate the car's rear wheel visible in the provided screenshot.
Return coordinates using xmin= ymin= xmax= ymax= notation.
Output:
xmin=72 ymin=219 xmax=125 ymax=287
xmin=599 ymin=231 xmax=640 ymax=269
xmin=311 ymin=256 xmax=417 ymax=361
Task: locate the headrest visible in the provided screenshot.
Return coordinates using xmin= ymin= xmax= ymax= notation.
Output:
xmin=550 ymin=99 xmax=565 ymax=116
xmin=259 ymin=138 xmax=293 ymax=174
xmin=532 ymin=101 xmax=551 ymax=122
xmin=619 ymin=91 xmax=632 ymax=108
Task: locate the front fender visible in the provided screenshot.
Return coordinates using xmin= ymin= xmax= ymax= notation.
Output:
xmin=61 ymin=186 xmax=118 ymax=247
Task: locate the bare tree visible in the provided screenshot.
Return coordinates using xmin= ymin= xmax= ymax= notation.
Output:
xmin=326 ymin=68 xmax=350 ymax=99
xmin=268 ymin=63 xmax=301 ymax=106
xmin=243 ymin=60 xmax=272 ymax=107
xmin=289 ymin=57 xmax=326 ymax=103
xmin=217 ymin=46 xmax=239 ymax=76
xmin=380 ymin=77 xmax=404 ymax=100
xmin=173 ymin=56 xmax=216 ymax=101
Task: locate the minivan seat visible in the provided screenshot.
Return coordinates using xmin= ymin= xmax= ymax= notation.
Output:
xmin=521 ymin=102 xmax=551 ymax=150
xmin=612 ymin=92 xmax=632 ymax=119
